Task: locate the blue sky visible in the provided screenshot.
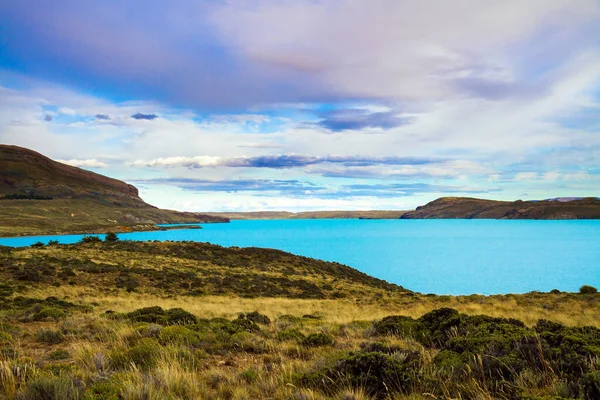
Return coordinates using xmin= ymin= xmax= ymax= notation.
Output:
xmin=0 ymin=0 xmax=599 ymax=212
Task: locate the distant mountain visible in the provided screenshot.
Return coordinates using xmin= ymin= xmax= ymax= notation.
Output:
xmin=0 ymin=145 xmax=228 ymax=236
xmin=401 ymin=197 xmax=600 ymax=219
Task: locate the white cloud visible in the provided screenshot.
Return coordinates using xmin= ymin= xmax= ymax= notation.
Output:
xmin=514 ymin=172 xmax=539 ymax=181
xmin=57 ymin=158 xmax=109 ymax=168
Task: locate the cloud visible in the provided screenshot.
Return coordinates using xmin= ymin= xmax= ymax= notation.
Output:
xmin=44 ymin=114 xmax=52 ymax=122
xmin=95 ymin=114 xmax=111 ymax=120
xmin=316 ymin=109 xmax=413 ymax=131
xmin=134 ymin=178 xmax=320 ymax=195
xmin=133 ymin=178 xmax=498 ymax=199
xmin=128 ymin=154 xmax=440 ymax=170
xmin=131 ymin=113 xmax=158 ymax=120
xmin=56 ymin=158 xmax=109 ymax=168
xmin=2 ymin=1 xmax=598 ymax=109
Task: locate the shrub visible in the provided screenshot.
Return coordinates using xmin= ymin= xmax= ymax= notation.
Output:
xmin=0 ymin=331 xmax=13 ymax=345
xmin=33 ymin=307 xmax=67 ymax=321
xmin=374 ymin=315 xmax=428 ymax=342
xmin=30 ymin=242 xmax=45 ymax=248
xmin=165 ymin=308 xmax=198 ymax=325
xmin=46 ymin=349 xmax=70 ymax=361
xmin=433 ymin=350 xmax=465 ymax=372
xmin=35 ymin=329 xmax=65 ymax=345
xmin=159 ymin=326 xmax=198 ymax=345
xmin=238 ymin=311 xmax=271 ymax=325
xmin=579 ymin=285 xmax=598 ymax=294
xmin=80 ymin=235 xmax=102 ymax=244
xmin=277 ymin=328 xmax=305 ymax=342
xmin=111 ymin=338 xmax=162 ymax=371
xmin=301 ymin=351 xmax=414 ymax=397
xmin=125 ymin=306 xmax=197 ymax=325
xmin=104 ymin=232 xmax=119 ymax=242
xmin=16 ymin=374 xmax=82 ymax=400
xmin=583 ymin=371 xmax=600 ymax=400
xmin=302 ymin=333 xmax=335 ymax=347
xmin=47 ymin=240 xmax=60 ymax=246
xmin=84 ymin=378 xmax=122 ymax=400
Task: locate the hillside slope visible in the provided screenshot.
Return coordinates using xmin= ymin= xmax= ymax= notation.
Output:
xmin=0 ymin=240 xmax=406 ymax=299
xmin=401 ymin=196 xmax=600 ymax=219
xmin=0 ymin=145 xmax=228 ymax=236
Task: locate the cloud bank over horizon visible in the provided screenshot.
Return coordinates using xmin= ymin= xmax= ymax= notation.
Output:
xmin=0 ymin=0 xmax=599 ymax=212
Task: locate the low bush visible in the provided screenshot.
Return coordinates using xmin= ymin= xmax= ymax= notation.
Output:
xmin=35 ymin=329 xmax=65 ymax=345
xmin=301 ymin=351 xmax=415 ymax=398
xmin=110 ymin=338 xmax=162 ymax=371
xmin=46 ymin=349 xmax=70 ymax=361
xmin=277 ymin=328 xmax=305 ymax=342
xmin=159 ymin=326 xmax=199 ymax=345
xmin=579 ymin=285 xmax=598 ymax=294
xmin=302 ymin=333 xmax=335 ymax=347
xmin=583 ymin=371 xmax=600 ymax=400
xmin=104 ymin=232 xmax=119 ymax=242
xmin=80 ymin=236 xmax=102 ymax=244
xmin=238 ymin=311 xmax=271 ymax=325
xmin=16 ymin=374 xmax=82 ymax=400
xmin=125 ymin=306 xmax=197 ymax=325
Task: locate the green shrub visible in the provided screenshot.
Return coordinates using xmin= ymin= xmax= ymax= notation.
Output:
xmin=277 ymin=328 xmax=305 ymax=342
xmin=159 ymin=326 xmax=198 ymax=345
xmin=579 ymin=285 xmax=598 ymax=294
xmin=104 ymin=232 xmax=119 ymax=242
xmin=0 ymin=331 xmax=13 ymax=344
xmin=302 ymin=333 xmax=335 ymax=347
xmin=125 ymin=306 xmax=197 ymax=325
xmin=374 ymin=315 xmax=428 ymax=342
xmin=110 ymin=338 xmax=162 ymax=371
xmin=359 ymin=342 xmax=403 ymax=354
xmin=583 ymin=371 xmax=600 ymax=400
xmin=240 ymin=368 xmax=259 ymax=383
xmin=35 ymin=329 xmax=65 ymax=345
xmin=84 ymin=378 xmax=122 ymax=400
xmin=47 ymin=240 xmax=60 ymax=246
xmin=433 ymin=350 xmax=465 ymax=372
xmin=238 ymin=311 xmax=271 ymax=325
xmin=46 ymin=349 xmax=70 ymax=361
xmin=16 ymin=374 xmax=82 ymax=400
xmin=33 ymin=307 xmax=67 ymax=321
xmin=301 ymin=351 xmax=414 ymax=397
xmin=80 ymin=235 xmax=102 ymax=244
xmin=30 ymin=241 xmax=45 ymax=248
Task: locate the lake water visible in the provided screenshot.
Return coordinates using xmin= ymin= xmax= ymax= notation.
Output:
xmin=1 ymin=219 xmax=598 ymax=295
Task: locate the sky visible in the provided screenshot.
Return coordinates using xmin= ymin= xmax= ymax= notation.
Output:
xmin=0 ymin=0 xmax=599 ymax=212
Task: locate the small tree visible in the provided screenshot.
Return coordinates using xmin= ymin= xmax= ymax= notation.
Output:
xmin=105 ymin=232 xmax=119 ymax=242
xmin=579 ymin=285 xmax=598 ymax=294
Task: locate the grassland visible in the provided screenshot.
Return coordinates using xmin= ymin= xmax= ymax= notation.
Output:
xmin=0 ymin=240 xmax=598 ymax=399
xmin=203 ymin=210 xmax=408 ymax=220
xmin=0 ymin=199 xmax=227 ymax=237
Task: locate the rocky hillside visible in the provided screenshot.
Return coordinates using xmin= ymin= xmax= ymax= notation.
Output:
xmin=0 ymin=145 xmax=228 ymax=236
xmin=401 ymin=196 xmax=600 ymax=219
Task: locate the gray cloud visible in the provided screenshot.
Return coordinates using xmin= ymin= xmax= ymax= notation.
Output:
xmin=131 ymin=113 xmax=158 ymax=120
xmin=317 ymin=109 xmax=413 ymax=131
xmin=44 ymin=114 xmax=52 ymax=122
xmin=95 ymin=114 xmax=111 ymax=120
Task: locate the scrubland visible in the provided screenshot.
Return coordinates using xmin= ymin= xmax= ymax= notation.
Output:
xmin=0 ymin=240 xmax=598 ymax=399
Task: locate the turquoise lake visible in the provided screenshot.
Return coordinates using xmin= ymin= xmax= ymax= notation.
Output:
xmin=1 ymin=219 xmax=599 ymax=295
